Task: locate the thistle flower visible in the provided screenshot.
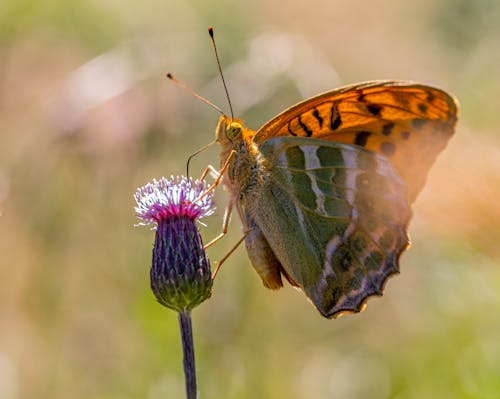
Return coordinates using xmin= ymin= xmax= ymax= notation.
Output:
xmin=134 ymin=175 xmax=216 ymax=399
xmin=134 ymin=176 xmax=215 ymax=312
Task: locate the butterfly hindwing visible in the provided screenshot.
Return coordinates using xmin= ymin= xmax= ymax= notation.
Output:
xmin=254 ymin=81 xmax=458 ymax=202
xmin=243 ymin=137 xmax=411 ymax=318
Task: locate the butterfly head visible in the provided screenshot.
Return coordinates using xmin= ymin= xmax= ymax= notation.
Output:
xmin=215 ymin=115 xmax=246 ymax=145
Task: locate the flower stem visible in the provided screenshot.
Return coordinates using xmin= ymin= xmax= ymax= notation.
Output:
xmin=178 ymin=310 xmax=197 ymax=399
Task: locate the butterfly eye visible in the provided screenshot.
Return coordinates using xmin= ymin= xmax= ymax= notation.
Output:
xmin=226 ymin=122 xmax=242 ymax=139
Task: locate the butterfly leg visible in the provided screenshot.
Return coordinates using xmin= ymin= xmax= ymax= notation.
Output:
xmin=198 ymin=164 xmax=220 ymax=182
xmin=211 ymin=229 xmax=248 ymax=280
xmin=199 ymin=149 xmax=238 ymax=248
xmin=204 ymin=200 xmax=233 ymax=249
xmin=195 ymin=150 xmax=236 ymax=203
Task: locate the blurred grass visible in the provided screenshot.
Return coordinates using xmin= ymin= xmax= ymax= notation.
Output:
xmin=1 ymin=0 xmax=500 ymax=398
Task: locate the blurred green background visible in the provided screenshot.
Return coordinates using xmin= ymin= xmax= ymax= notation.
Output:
xmin=1 ymin=0 xmax=500 ymax=398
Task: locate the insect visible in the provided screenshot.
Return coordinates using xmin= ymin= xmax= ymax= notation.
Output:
xmin=172 ymin=29 xmax=458 ymax=318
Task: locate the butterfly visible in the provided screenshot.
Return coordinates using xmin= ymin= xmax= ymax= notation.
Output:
xmin=213 ymin=80 xmax=458 ymax=319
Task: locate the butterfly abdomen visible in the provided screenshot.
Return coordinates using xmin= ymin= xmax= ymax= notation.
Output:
xmin=244 ymin=217 xmax=285 ymax=289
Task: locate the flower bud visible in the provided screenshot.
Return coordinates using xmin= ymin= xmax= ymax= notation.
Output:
xmin=135 ymin=176 xmax=215 ymax=312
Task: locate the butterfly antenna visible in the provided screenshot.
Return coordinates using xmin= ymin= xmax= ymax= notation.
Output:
xmin=186 ymin=140 xmax=216 ymax=177
xmin=166 ymin=72 xmax=224 ymax=115
xmin=208 ymin=27 xmax=234 ymax=119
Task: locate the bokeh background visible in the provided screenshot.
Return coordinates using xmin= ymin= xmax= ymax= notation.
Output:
xmin=1 ymin=0 xmax=500 ymax=398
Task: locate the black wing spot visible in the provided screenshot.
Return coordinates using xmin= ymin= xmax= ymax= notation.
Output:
xmin=298 ymin=115 xmax=313 ymax=137
xmin=312 ymin=108 xmax=323 ymax=128
xmin=380 ymin=141 xmax=396 ymax=156
xmin=287 ymin=121 xmax=297 ymax=136
xmin=354 ymin=131 xmax=371 ymax=147
xmin=400 ymin=131 xmax=410 ymax=140
xmin=367 ymin=104 xmax=382 ymax=116
xmin=330 ymin=103 xmax=342 ymax=130
xmin=331 ymin=115 xmax=341 ymax=130
xmin=418 ymin=103 xmax=428 ymax=114
xmin=382 ymin=122 xmax=394 ymax=136
xmin=412 ymin=118 xmax=426 ymax=129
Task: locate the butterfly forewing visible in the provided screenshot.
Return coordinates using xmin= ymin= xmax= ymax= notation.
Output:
xmin=254 ymin=81 xmax=458 ymax=202
xmin=246 ymin=137 xmax=411 ymax=318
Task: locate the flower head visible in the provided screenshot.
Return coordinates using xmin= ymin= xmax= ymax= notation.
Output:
xmin=135 ymin=176 xmax=215 ymax=225
xmin=134 ymin=176 xmax=215 ymax=312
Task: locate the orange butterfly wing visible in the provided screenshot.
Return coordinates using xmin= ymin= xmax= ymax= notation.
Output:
xmin=254 ymin=80 xmax=458 ymax=203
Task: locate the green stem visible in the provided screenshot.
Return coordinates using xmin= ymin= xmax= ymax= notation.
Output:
xmin=178 ymin=311 xmax=197 ymax=399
